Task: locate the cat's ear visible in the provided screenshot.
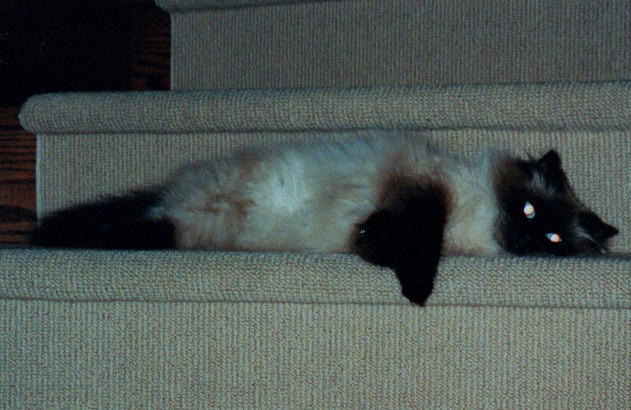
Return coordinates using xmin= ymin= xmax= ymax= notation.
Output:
xmin=536 ymin=150 xmax=562 ymax=174
xmin=535 ymin=150 xmax=567 ymax=192
xmin=579 ymin=210 xmax=619 ymax=244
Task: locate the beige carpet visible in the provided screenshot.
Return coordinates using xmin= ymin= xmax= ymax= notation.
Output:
xmin=4 ymin=81 xmax=629 ymax=408
xmin=158 ymin=0 xmax=631 ymax=90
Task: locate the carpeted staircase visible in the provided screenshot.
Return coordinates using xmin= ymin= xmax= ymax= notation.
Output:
xmin=2 ymin=1 xmax=630 ymax=408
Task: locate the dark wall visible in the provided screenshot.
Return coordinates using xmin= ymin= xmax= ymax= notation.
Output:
xmin=1 ymin=0 xmax=132 ymax=107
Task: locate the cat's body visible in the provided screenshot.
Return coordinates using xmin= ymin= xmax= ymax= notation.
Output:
xmin=154 ymin=135 xmax=500 ymax=255
xmin=33 ymin=133 xmax=618 ymax=304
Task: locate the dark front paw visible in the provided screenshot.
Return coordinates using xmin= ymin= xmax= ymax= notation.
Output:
xmin=401 ymin=283 xmax=433 ymax=306
xmin=354 ymin=210 xmax=401 ymax=267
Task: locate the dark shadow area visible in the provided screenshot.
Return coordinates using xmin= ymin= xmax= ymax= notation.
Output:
xmin=1 ymin=0 xmax=133 ymax=107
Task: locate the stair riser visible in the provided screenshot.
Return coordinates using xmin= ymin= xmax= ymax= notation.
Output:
xmin=166 ymin=0 xmax=631 ymax=90
xmin=37 ymin=129 xmax=630 ymax=253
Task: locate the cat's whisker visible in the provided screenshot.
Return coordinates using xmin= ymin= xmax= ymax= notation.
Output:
xmin=574 ymin=244 xmax=604 ymax=257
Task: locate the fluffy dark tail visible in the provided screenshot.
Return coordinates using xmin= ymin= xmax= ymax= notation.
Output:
xmin=31 ymin=191 xmax=175 ymax=250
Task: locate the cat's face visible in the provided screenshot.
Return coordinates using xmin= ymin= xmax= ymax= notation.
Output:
xmin=494 ymin=150 xmax=618 ymax=256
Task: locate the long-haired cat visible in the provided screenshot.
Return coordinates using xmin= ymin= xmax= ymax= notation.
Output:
xmin=32 ymin=133 xmax=618 ymax=305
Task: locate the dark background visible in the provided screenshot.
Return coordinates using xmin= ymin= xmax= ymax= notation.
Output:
xmin=1 ymin=0 xmax=169 ymax=106
xmin=0 ymin=0 xmax=170 ymax=245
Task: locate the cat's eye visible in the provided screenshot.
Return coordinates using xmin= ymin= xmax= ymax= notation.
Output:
xmin=546 ymin=233 xmax=562 ymax=243
xmin=523 ymin=202 xmax=535 ymax=219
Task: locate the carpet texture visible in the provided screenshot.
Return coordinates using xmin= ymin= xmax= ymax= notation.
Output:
xmin=19 ymin=82 xmax=631 ymax=134
xmin=2 ymin=249 xmax=630 ymax=308
xmin=3 ymin=301 xmax=629 ymax=408
xmin=156 ymin=0 xmax=315 ymax=10
xmin=158 ymin=0 xmax=631 ymax=90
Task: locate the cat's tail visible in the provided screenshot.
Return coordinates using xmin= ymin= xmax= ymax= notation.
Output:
xmin=31 ymin=191 xmax=176 ymax=250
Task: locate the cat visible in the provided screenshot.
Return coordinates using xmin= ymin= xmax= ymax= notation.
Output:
xmin=32 ymin=133 xmax=619 ymax=305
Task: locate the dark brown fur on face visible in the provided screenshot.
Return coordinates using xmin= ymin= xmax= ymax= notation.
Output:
xmin=493 ymin=150 xmax=618 ymax=256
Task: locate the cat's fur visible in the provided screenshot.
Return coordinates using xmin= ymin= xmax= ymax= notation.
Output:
xmin=33 ymin=134 xmax=619 ymax=304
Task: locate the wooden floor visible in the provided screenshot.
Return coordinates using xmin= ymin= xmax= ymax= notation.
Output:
xmin=130 ymin=3 xmax=171 ymax=91
xmin=0 ymin=2 xmax=169 ymax=246
xmin=0 ymin=108 xmax=36 ymax=245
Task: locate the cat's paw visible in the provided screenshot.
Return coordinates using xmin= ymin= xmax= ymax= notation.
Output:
xmin=401 ymin=284 xmax=433 ymax=306
xmin=353 ymin=210 xmax=401 ymax=267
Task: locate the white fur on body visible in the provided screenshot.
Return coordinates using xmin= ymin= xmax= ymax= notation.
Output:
xmin=151 ymin=133 xmax=504 ymax=255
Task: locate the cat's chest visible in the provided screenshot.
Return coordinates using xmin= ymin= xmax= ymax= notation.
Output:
xmin=442 ymin=171 xmax=502 ymax=256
